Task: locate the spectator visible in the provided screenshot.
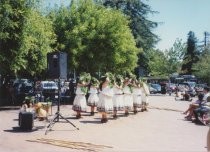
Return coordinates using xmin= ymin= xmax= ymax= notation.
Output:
xmin=34 ymin=102 xmax=47 ymax=121
xmin=20 ymin=97 xmax=34 ymax=112
xmin=161 ymin=84 xmax=166 ymax=95
xmin=193 ymin=87 xmax=210 ymax=123
xmin=182 ymin=93 xmax=204 ymax=120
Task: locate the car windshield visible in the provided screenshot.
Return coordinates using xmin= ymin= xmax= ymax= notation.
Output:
xmin=187 ymin=82 xmax=196 ymax=88
xmin=44 ymin=83 xmax=56 ymax=87
xmin=151 ymin=84 xmax=160 ymax=88
xmin=197 ymin=84 xmax=205 ymax=87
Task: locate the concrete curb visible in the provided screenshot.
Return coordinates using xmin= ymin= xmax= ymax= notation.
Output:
xmin=0 ymin=106 xmax=20 ymax=111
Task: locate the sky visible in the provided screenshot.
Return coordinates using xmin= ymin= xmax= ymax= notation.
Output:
xmin=145 ymin=0 xmax=210 ymax=50
xmin=44 ymin=0 xmax=210 ymax=51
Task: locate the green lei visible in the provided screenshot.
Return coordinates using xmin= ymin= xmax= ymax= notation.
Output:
xmin=109 ymin=82 xmax=114 ymax=88
xmin=128 ymin=84 xmax=133 ymax=93
xmin=91 ymin=77 xmax=99 ymax=87
xmin=81 ymin=86 xmax=87 ymax=94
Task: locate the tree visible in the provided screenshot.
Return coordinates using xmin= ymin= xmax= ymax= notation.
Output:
xmin=181 ymin=31 xmax=199 ymax=74
xmin=146 ymin=39 xmax=186 ymax=77
xmin=164 ymin=39 xmax=186 ymax=74
xmin=99 ymin=0 xmax=159 ymax=50
xmin=147 ymin=49 xmax=169 ymax=77
xmin=99 ymin=0 xmax=159 ymax=74
xmin=193 ymin=44 xmax=210 ymax=84
xmin=0 ymin=0 xmax=55 ymax=78
xmin=50 ymin=0 xmax=139 ymax=74
xmin=0 ymin=0 xmax=27 ymax=75
xmin=15 ymin=9 xmax=56 ymax=77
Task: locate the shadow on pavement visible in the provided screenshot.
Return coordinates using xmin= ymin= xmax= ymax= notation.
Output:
xmin=79 ymin=120 xmax=101 ymax=124
xmin=4 ymin=127 xmax=39 ymax=133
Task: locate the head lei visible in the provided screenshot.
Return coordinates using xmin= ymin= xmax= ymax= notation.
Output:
xmin=100 ymin=72 xmax=115 ymax=87
xmin=78 ymin=72 xmax=91 ymax=84
xmin=115 ymin=74 xmax=123 ymax=86
xmin=91 ymin=77 xmax=99 ymax=87
xmin=105 ymin=72 xmax=115 ymax=83
xmin=24 ymin=96 xmax=33 ymax=104
xmin=138 ymin=78 xmax=144 ymax=86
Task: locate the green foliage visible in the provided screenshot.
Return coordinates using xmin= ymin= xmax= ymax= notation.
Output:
xmin=16 ymin=9 xmax=56 ymax=76
xmin=193 ymin=45 xmax=210 ymax=84
xmin=0 ymin=0 xmax=27 ymax=75
xmin=0 ymin=0 xmax=55 ymax=77
xmin=181 ymin=31 xmax=200 ymax=74
xmin=100 ymin=0 xmax=159 ymax=50
xmin=164 ymin=39 xmax=186 ymax=74
xmin=51 ymin=0 xmax=139 ymax=74
xmin=100 ymin=0 xmax=160 ymax=74
xmin=147 ymin=49 xmax=169 ymax=77
xmin=147 ymin=39 xmax=186 ymax=77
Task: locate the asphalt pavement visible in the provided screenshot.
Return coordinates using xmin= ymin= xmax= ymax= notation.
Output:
xmin=0 ymin=94 xmax=208 ymax=152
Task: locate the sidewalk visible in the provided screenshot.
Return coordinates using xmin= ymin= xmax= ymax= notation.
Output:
xmin=0 ymin=94 xmax=208 ymax=152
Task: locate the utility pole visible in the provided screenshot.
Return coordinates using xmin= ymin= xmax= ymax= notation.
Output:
xmin=204 ymin=31 xmax=210 ymax=47
xmin=204 ymin=32 xmax=207 ymax=47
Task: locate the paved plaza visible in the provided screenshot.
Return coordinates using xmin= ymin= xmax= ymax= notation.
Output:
xmin=0 ymin=94 xmax=208 ymax=152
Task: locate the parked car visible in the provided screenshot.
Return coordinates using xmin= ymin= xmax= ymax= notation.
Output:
xmin=12 ymin=78 xmax=34 ymax=105
xmin=41 ymin=81 xmax=58 ymax=92
xmin=166 ymin=83 xmax=177 ymax=92
xmin=41 ymin=81 xmax=58 ymax=101
xmin=194 ymin=83 xmax=207 ymax=95
xmin=149 ymin=86 xmax=157 ymax=94
xmin=149 ymin=83 xmax=161 ymax=94
xmin=177 ymin=82 xmax=196 ymax=97
xmin=13 ymin=79 xmax=34 ymax=95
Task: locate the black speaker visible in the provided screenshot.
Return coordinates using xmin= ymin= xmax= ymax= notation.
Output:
xmin=19 ymin=112 xmax=34 ymax=130
xmin=47 ymin=52 xmax=67 ymax=79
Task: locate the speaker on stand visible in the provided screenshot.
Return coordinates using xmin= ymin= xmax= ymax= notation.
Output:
xmin=45 ymin=52 xmax=79 ymax=135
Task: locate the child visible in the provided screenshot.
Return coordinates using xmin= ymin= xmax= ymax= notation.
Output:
xmin=34 ymin=102 xmax=47 ymax=121
xmin=97 ymin=73 xmax=114 ymax=123
xmin=72 ymin=72 xmax=90 ymax=119
xmin=87 ymin=77 xmax=99 ymax=116
xmin=20 ymin=97 xmax=33 ymax=112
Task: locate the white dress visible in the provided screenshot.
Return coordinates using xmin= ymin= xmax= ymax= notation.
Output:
xmin=72 ymin=87 xmax=87 ymax=112
xmin=113 ymin=86 xmax=124 ymax=111
xmin=133 ymin=87 xmax=142 ymax=108
xmin=97 ymin=86 xmax=114 ymax=112
xmin=141 ymin=87 xmax=148 ymax=104
xmin=123 ymin=86 xmax=133 ymax=110
xmin=87 ymin=87 xmax=99 ymax=106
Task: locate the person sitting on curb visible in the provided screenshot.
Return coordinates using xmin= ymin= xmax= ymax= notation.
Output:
xmin=20 ymin=97 xmax=34 ymax=112
xmin=182 ymin=93 xmax=204 ymax=120
xmin=34 ymin=102 xmax=48 ymax=121
xmin=193 ymin=87 xmax=210 ymax=123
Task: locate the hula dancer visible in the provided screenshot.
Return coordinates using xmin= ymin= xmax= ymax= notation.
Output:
xmin=132 ymin=78 xmax=142 ymax=114
xmin=87 ymin=77 xmax=99 ymax=116
xmin=97 ymin=73 xmax=114 ymax=123
xmin=112 ymin=75 xmax=124 ymax=119
xmin=72 ymin=72 xmax=91 ymax=119
xmin=141 ymin=80 xmax=150 ymax=112
xmin=123 ymin=77 xmax=133 ymax=116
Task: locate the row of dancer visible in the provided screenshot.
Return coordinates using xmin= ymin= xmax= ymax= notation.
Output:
xmin=72 ymin=72 xmax=150 ymax=123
